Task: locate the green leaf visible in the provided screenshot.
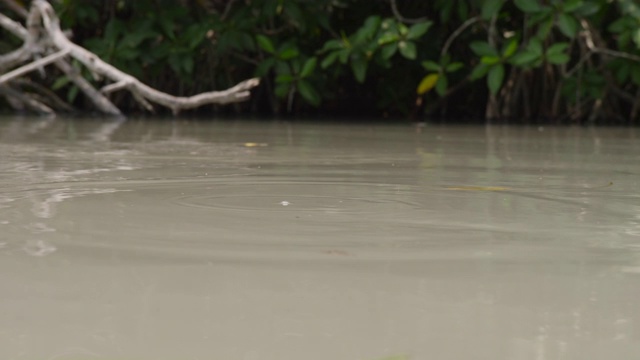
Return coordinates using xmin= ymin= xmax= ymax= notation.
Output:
xmin=398 ymin=41 xmax=417 ymax=60
xmin=321 ymin=51 xmax=340 ymax=69
xmin=469 ymin=41 xmax=498 ymax=57
xmin=417 ymin=73 xmax=439 ymax=94
xmin=182 ymin=56 xmax=194 ymax=74
xmin=574 ymin=1 xmax=600 ymax=16
xmin=51 ymin=76 xmax=70 ymax=90
xmin=546 ymin=42 xmax=570 ymax=55
xmin=104 ymin=19 xmax=125 ymax=43
xmin=284 ymin=2 xmax=305 ymax=29
xmin=514 ymin=0 xmax=543 ymax=13
xmin=398 ymin=23 xmax=409 ymax=36
xmin=300 ymin=57 xmax=317 ymax=78
xmin=275 ymin=74 xmax=295 ymax=84
xmin=536 ymin=18 xmax=554 ymax=39
xmin=158 ymin=16 xmax=175 ymax=40
xmin=297 ymin=80 xmax=321 ymax=106
xmin=354 ymin=15 xmax=381 ymax=43
xmin=407 ymin=21 xmax=432 ymax=40
xmin=321 ymin=39 xmax=343 ymax=52
xmin=445 ymin=62 xmax=464 ymax=72
xmin=185 ymin=25 xmax=207 ymax=50
xmin=116 ymin=47 xmax=139 ymax=61
xmin=256 ymin=35 xmax=275 ymax=54
xmin=67 ymin=85 xmax=79 ymax=103
xmin=278 ymin=47 xmax=299 ymax=60
xmin=381 ymin=43 xmax=398 ymax=59
xmin=274 ymin=83 xmax=290 ymax=98
xmin=557 ymin=13 xmax=579 ymax=38
xmin=481 ymin=55 xmax=501 ymax=65
xmin=338 ymin=49 xmax=350 ymax=64
xmin=255 ymin=58 xmax=276 ymax=77
xmin=510 ymin=50 xmax=540 ymax=66
xmin=435 ymin=74 xmax=448 ymax=96
xmin=562 ymin=0 xmax=582 ymax=13
xmin=422 ymin=60 xmax=441 ymax=71
xmin=546 ymin=53 xmax=570 ymax=64
xmin=482 ymin=0 xmax=504 ymax=20
xmin=378 ymin=31 xmax=400 ymax=45
xmin=502 ymin=38 xmax=519 ymax=58
xmin=351 ymin=57 xmax=368 ymax=83
xmin=470 ymin=63 xmax=490 ymax=80
xmin=487 ymin=64 xmax=505 ymax=95
xmin=528 ymin=37 xmax=544 ymax=56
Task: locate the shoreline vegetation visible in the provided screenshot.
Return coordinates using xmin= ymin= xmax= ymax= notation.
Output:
xmin=1 ymin=0 xmax=639 ymax=124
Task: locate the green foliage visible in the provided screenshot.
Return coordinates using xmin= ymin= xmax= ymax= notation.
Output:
xmin=319 ymin=16 xmax=433 ymax=82
xmin=31 ymin=0 xmax=639 ymax=121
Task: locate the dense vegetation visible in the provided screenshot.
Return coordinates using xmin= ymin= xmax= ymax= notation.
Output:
xmin=2 ymin=0 xmax=640 ymax=123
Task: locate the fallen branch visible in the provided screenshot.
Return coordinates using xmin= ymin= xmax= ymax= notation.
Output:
xmin=0 ymin=0 xmax=260 ymax=116
xmin=0 ymin=49 xmax=70 ymax=85
xmin=33 ymin=0 xmax=260 ymax=114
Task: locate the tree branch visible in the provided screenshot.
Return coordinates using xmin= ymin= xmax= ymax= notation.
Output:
xmin=0 ymin=49 xmax=70 ymax=84
xmin=33 ymin=0 xmax=260 ymax=114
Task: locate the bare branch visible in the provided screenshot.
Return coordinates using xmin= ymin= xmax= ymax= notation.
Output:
xmin=54 ymin=59 xmax=122 ymax=116
xmin=0 ymin=0 xmax=29 ymax=18
xmin=441 ymin=16 xmax=481 ymax=58
xmin=0 ymin=12 xmax=28 ymax=38
xmin=0 ymin=84 xmax=55 ymax=114
xmin=581 ymin=19 xmax=640 ymax=62
xmin=388 ymin=0 xmax=429 ymax=24
xmin=33 ymin=0 xmax=260 ymax=113
xmin=0 ymin=49 xmax=70 ymax=84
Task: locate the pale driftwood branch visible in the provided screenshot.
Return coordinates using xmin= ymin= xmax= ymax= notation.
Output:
xmin=0 ymin=12 xmax=28 ymax=38
xmin=101 ymin=80 xmax=131 ymax=94
xmin=54 ymin=60 xmax=122 ymax=115
xmin=581 ymin=19 xmax=640 ymax=62
xmin=0 ymin=84 xmax=54 ymax=114
xmin=0 ymin=49 xmax=70 ymax=84
xmin=10 ymin=77 xmax=75 ymax=112
xmin=0 ymin=0 xmax=29 ymax=19
xmin=0 ymin=12 xmax=38 ymax=71
xmin=33 ymin=0 xmax=260 ymax=114
xmin=0 ymin=0 xmax=259 ymax=116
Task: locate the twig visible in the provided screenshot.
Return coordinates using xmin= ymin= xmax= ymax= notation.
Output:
xmin=441 ymin=17 xmax=481 ymax=58
xmin=55 ymin=59 xmax=122 ymax=115
xmin=0 ymin=84 xmax=54 ymax=114
xmin=0 ymin=0 xmax=28 ymax=18
xmin=10 ymin=77 xmax=75 ymax=112
xmin=0 ymin=49 xmax=70 ymax=84
xmin=0 ymin=12 xmax=28 ymax=38
xmin=389 ymin=0 xmax=429 ymax=24
xmin=581 ymin=19 xmax=640 ymax=62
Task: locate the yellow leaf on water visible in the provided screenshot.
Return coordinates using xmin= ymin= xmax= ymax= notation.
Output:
xmin=417 ymin=73 xmax=439 ymax=95
xmin=243 ymin=142 xmax=268 ymax=147
xmin=445 ymin=186 xmax=510 ymax=191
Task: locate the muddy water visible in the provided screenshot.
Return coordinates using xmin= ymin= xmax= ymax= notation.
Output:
xmin=1 ymin=117 xmax=639 ymax=360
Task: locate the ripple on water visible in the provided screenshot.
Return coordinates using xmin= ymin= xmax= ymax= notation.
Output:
xmin=170 ymin=181 xmax=421 ymax=214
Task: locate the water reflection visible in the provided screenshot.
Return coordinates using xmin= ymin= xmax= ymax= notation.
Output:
xmin=0 ymin=117 xmax=639 ymax=360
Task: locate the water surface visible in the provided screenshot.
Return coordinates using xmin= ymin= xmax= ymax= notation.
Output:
xmin=1 ymin=117 xmax=639 ymax=360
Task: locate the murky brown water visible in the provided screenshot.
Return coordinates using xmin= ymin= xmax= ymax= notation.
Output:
xmin=1 ymin=117 xmax=639 ymax=360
